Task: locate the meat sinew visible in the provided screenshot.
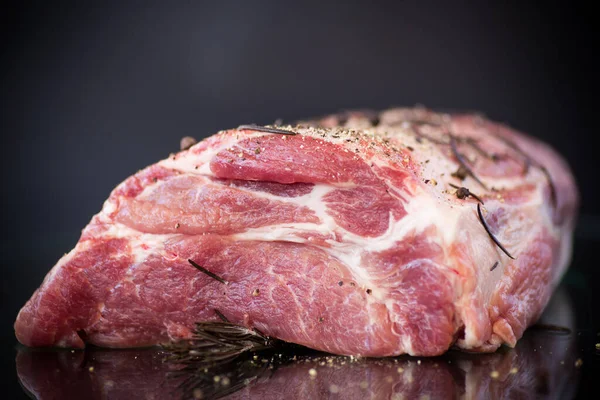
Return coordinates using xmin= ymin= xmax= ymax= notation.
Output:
xmin=15 ymin=108 xmax=578 ymax=356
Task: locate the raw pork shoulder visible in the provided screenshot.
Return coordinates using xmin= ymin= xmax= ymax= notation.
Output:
xmin=15 ymin=108 xmax=578 ymax=356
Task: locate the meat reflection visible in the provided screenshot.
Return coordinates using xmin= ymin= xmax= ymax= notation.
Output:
xmin=17 ymin=287 xmax=579 ymax=400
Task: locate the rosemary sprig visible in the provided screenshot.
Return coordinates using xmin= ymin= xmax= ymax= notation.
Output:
xmin=450 ymin=135 xmax=488 ymax=190
xmin=495 ymin=135 xmax=531 ymax=174
xmin=237 ymin=124 xmax=298 ymax=135
xmin=538 ymin=165 xmax=558 ymax=209
xmin=214 ymin=309 xmax=229 ymax=322
xmin=463 ymin=137 xmax=499 ymax=161
xmin=164 ymin=320 xmax=304 ymax=399
xmin=188 ymin=259 xmax=228 ymax=285
xmin=410 ymin=125 xmax=448 ymax=144
xmin=476 ymin=203 xmax=515 ymax=260
xmin=164 ymin=321 xmax=287 ymax=367
xmin=490 ymin=261 xmax=499 ymax=271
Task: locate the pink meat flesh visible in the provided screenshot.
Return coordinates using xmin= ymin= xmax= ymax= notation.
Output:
xmin=14 ymin=107 xmax=578 ymax=356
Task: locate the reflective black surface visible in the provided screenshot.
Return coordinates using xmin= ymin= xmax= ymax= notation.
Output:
xmin=9 ymin=281 xmax=597 ymax=399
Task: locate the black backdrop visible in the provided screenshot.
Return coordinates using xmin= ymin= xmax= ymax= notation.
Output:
xmin=1 ymin=1 xmax=598 ymax=398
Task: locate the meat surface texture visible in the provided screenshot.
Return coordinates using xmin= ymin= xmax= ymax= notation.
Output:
xmin=15 ymin=107 xmax=578 ymax=356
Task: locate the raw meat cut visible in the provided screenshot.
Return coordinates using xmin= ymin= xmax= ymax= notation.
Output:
xmin=14 ymin=107 xmax=578 ymax=356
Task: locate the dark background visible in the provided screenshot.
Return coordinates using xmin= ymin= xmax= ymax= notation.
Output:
xmin=1 ymin=1 xmax=598 ymax=398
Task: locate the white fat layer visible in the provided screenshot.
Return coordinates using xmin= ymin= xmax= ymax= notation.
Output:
xmin=102 ymin=222 xmax=174 ymax=264
xmin=100 ymin=223 xmax=177 ymax=300
xmin=232 ymin=223 xmax=331 ymax=242
xmin=288 ymin=184 xmax=339 ymax=228
xmin=233 ymin=184 xmax=464 ymax=294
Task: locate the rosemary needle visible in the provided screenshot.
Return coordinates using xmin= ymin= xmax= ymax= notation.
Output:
xmin=237 ymin=124 xmax=297 ymax=135
xmin=476 ymin=203 xmax=515 ymax=260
